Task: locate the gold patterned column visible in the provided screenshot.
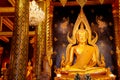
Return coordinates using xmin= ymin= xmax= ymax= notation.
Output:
xmin=34 ymin=22 xmax=46 ymax=79
xmin=112 ymin=0 xmax=120 ymax=79
xmin=0 ymin=47 xmax=3 ymax=74
xmin=44 ymin=0 xmax=53 ymax=77
xmin=33 ymin=1 xmax=46 ymax=79
xmin=119 ymin=0 xmax=120 ymax=19
xmin=34 ymin=23 xmax=42 ymax=79
xmin=8 ymin=0 xmax=29 ymax=80
xmin=0 ymin=17 xmax=2 ymax=31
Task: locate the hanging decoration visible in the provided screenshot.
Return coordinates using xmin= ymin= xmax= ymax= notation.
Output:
xmin=29 ymin=0 xmax=45 ymax=26
xmin=60 ymin=0 xmax=67 ymax=7
xmin=99 ymin=0 xmax=104 ymax=4
xmin=76 ymin=0 xmax=87 ymax=8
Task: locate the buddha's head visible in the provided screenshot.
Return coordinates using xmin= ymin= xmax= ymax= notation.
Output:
xmin=28 ymin=60 xmax=31 ymax=66
xmin=76 ymin=22 xmax=88 ymax=44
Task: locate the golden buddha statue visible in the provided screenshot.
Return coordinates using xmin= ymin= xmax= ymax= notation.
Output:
xmin=61 ymin=9 xmax=104 ymax=71
xmin=55 ymin=9 xmax=116 ymax=80
xmin=65 ymin=23 xmax=98 ymax=69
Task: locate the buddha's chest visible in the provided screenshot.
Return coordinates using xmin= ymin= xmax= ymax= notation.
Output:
xmin=74 ymin=46 xmax=88 ymax=55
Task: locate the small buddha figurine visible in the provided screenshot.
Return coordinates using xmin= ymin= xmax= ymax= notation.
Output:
xmin=26 ymin=60 xmax=33 ymax=80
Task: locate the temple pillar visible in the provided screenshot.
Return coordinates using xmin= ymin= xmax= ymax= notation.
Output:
xmin=112 ymin=0 xmax=120 ymax=79
xmin=43 ymin=0 xmax=54 ymax=79
xmin=34 ymin=22 xmax=45 ymax=79
xmin=0 ymin=47 xmax=3 ymax=76
xmin=34 ymin=2 xmax=46 ymax=79
xmin=0 ymin=17 xmax=2 ymax=31
xmin=8 ymin=0 xmax=29 ymax=80
xmin=112 ymin=0 xmax=119 ymax=47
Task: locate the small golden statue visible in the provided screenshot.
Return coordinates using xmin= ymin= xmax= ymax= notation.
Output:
xmin=55 ymin=9 xmax=116 ymax=80
xmin=26 ymin=60 xmax=33 ymax=80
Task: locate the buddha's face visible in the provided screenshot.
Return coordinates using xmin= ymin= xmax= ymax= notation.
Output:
xmin=76 ymin=29 xmax=88 ymax=43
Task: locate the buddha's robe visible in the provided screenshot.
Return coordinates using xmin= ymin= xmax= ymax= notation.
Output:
xmin=67 ymin=45 xmax=97 ymax=69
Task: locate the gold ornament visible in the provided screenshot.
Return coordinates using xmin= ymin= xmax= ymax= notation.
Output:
xmin=99 ymin=0 xmax=104 ymax=4
xmin=60 ymin=0 xmax=67 ymax=7
xmin=76 ymin=0 xmax=87 ymax=8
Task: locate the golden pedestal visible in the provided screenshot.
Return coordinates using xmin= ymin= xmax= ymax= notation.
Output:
xmin=54 ymin=68 xmax=116 ymax=80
